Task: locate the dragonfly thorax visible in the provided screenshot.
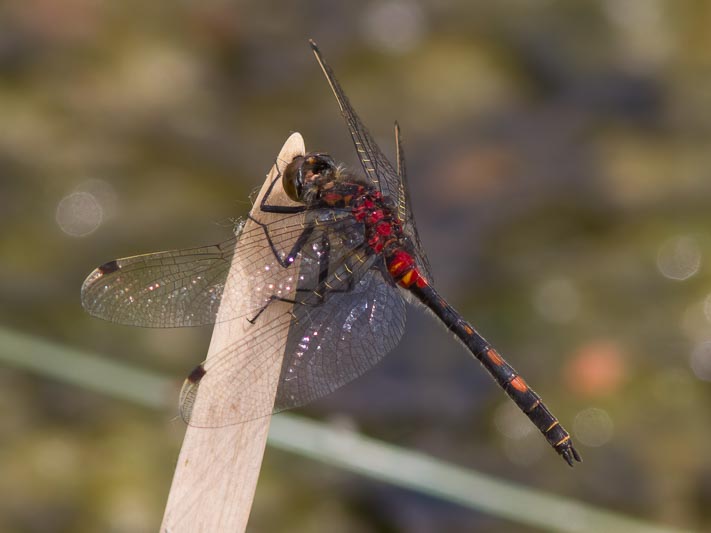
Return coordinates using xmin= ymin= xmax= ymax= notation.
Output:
xmin=285 ymin=151 xmax=425 ymax=289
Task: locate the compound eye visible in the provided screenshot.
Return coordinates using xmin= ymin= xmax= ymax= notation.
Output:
xmin=282 ymin=156 xmax=304 ymax=202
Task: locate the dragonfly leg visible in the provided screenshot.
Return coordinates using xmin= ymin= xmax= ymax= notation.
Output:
xmin=248 ymin=233 xmax=364 ymax=326
xmin=247 ymin=214 xmax=316 ymax=268
xmin=247 ymin=294 xmax=301 ymax=324
xmin=246 ymin=230 xmax=340 ymax=324
xmin=247 ymin=282 xmax=350 ymax=325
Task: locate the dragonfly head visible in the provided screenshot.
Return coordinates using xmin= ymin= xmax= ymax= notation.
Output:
xmin=283 ymin=153 xmax=337 ymax=203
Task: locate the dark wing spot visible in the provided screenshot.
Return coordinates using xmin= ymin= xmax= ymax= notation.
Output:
xmin=187 ymin=364 xmax=207 ymax=384
xmin=98 ymin=260 xmax=120 ymax=275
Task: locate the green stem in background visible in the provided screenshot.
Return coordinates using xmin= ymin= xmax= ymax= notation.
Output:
xmin=0 ymin=326 xmax=688 ymax=533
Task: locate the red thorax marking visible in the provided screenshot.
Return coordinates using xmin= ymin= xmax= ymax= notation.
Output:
xmin=348 ymin=187 xmax=428 ymax=289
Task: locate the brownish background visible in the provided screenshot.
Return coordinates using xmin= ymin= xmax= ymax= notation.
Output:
xmin=1 ymin=1 xmax=710 ymax=531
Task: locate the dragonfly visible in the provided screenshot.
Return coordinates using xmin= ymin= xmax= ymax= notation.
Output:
xmin=81 ymin=40 xmax=581 ymax=466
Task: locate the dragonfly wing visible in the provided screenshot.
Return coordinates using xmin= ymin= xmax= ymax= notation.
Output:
xmin=310 ymin=41 xmax=398 ymax=200
xmin=81 ymin=209 xmax=357 ymax=328
xmin=310 ymin=41 xmax=433 ymax=281
xmin=180 ymin=211 xmax=403 ymax=427
xmin=179 ymin=262 xmax=407 ymax=427
xmin=274 ymin=266 xmax=407 ymax=412
xmin=395 ymin=122 xmax=433 ymax=281
xmin=81 ymin=236 xmax=237 ymax=327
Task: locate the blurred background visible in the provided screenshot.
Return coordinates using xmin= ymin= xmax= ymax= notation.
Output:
xmin=1 ymin=0 xmax=710 ymax=531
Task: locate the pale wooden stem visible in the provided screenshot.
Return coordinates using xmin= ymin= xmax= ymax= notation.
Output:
xmin=160 ymin=133 xmax=306 ymax=533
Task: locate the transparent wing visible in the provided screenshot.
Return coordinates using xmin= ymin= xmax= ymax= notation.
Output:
xmin=310 ymin=41 xmax=398 ymax=198
xmin=81 ymin=209 xmax=356 ymax=327
xmin=310 ymin=41 xmax=432 ymax=280
xmin=179 ymin=265 xmax=407 ymax=427
xmin=81 ymin=238 xmax=236 ymax=327
xmin=395 ymin=122 xmax=433 ymax=281
xmin=275 ymin=267 xmax=406 ymax=412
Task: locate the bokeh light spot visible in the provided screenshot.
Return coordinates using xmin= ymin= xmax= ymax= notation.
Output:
xmin=703 ymin=293 xmax=711 ymax=324
xmin=361 ymin=0 xmax=426 ymax=54
xmin=533 ymin=278 xmax=580 ymax=324
xmin=602 ymin=0 xmax=671 ymax=71
xmin=77 ymin=178 xmax=117 ymax=219
xmin=564 ymin=340 xmax=627 ymax=398
xmin=55 ymin=191 xmax=103 ymax=237
xmin=495 ymin=402 xmax=544 ymax=467
xmin=32 ymin=437 xmax=79 ymax=481
xmin=494 ymin=401 xmax=534 ymax=440
xmin=680 ymin=299 xmax=711 ymax=342
xmin=604 ymin=0 xmax=662 ymax=29
xmin=690 ymin=341 xmax=711 ymax=382
xmin=501 ymin=431 xmax=545 ymax=467
xmin=656 ymin=235 xmax=701 ymax=281
xmin=573 ymin=407 xmax=614 ymax=447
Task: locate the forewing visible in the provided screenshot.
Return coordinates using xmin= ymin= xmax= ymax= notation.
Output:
xmin=81 ymin=237 xmax=237 ymax=327
xmin=310 ymin=41 xmax=399 ymax=199
xmin=81 ymin=209 xmax=356 ymax=328
xmin=310 ymin=41 xmax=432 ymax=281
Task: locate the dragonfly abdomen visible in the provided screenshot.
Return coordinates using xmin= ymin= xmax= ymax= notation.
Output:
xmin=408 ymin=282 xmax=581 ymax=466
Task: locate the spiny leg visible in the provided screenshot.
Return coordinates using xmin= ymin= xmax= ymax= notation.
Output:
xmin=246 ymin=234 xmax=361 ymax=325
xmin=247 ymin=214 xmax=316 ymax=268
xmin=247 ymin=294 xmax=301 ymax=324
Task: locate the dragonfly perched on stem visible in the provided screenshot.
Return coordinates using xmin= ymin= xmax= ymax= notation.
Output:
xmin=81 ymin=40 xmax=581 ymax=466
